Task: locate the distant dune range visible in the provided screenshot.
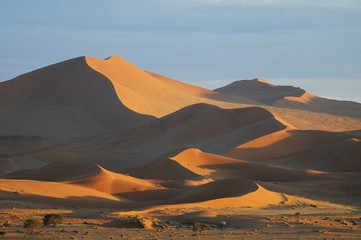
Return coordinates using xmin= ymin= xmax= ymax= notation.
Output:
xmin=0 ymin=55 xmax=360 ymax=209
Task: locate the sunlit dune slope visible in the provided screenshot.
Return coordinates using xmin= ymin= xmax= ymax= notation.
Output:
xmin=86 ymin=56 xmax=256 ymax=117
xmin=0 ymin=179 xmax=120 ymax=201
xmin=226 ymin=129 xmax=358 ymax=162
xmin=67 ymin=165 xmax=158 ymax=195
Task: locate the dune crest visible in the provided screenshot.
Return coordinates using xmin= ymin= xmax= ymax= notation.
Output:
xmin=284 ymin=91 xmax=316 ymax=104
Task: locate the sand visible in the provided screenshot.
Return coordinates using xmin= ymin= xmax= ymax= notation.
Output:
xmin=0 ymin=55 xmax=361 ymax=239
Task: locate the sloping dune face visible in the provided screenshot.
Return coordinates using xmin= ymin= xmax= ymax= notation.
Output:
xmin=226 ymin=129 xmax=356 ymax=162
xmin=86 ymin=56 xmax=245 ymax=117
xmin=0 ymin=57 xmax=152 ymax=138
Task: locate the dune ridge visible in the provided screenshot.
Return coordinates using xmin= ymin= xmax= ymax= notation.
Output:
xmin=86 ymin=56 xmax=231 ymax=117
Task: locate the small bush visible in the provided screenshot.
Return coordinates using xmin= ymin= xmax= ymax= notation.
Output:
xmin=218 ymin=221 xmax=227 ymax=229
xmin=43 ymin=214 xmax=63 ymax=227
xmin=193 ymin=222 xmax=210 ymax=234
xmin=295 ymin=212 xmax=301 ymax=222
xmin=24 ymin=219 xmax=42 ymax=234
xmin=116 ymin=216 xmax=146 ymax=228
xmin=2 ymin=221 xmax=11 ymax=227
xmin=0 ymin=231 xmax=6 ymax=236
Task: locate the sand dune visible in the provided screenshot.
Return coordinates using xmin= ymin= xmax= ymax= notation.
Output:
xmin=106 ymin=103 xmax=288 ymax=156
xmin=3 ymin=162 xmax=159 ymax=196
xmin=170 ymin=148 xmax=240 ymax=168
xmin=226 ymin=129 xmax=356 ymax=162
xmin=121 ymin=157 xmax=206 ymax=181
xmin=86 ymin=56 xmax=255 ymax=118
xmin=170 ymin=148 xmax=330 ymax=182
xmin=0 ymin=179 xmax=120 ymax=201
xmin=215 ymin=78 xmax=361 ymax=118
xmin=273 ymin=138 xmax=361 ymax=172
xmin=67 ymin=165 xmax=159 ymax=195
xmin=215 ymin=78 xmax=306 ymax=105
xmin=0 ymin=57 xmax=153 ymax=138
xmin=116 ymin=178 xmax=283 ymax=208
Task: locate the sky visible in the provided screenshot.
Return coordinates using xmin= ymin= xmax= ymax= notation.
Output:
xmin=0 ymin=0 xmax=360 ymax=102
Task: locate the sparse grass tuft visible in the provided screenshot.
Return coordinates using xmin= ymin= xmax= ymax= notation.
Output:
xmin=24 ymin=219 xmax=42 ymax=234
xmin=43 ymin=214 xmax=63 ymax=227
xmin=193 ymin=222 xmax=210 ymax=234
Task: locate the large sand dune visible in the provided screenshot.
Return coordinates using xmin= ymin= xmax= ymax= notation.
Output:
xmin=0 ymin=57 xmax=153 ymax=138
xmin=86 ymin=56 xmax=257 ymax=117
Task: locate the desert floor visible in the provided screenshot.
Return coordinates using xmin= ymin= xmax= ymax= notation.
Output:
xmin=1 ymin=199 xmax=360 ymax=240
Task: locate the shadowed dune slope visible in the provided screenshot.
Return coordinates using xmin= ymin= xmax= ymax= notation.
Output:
xmin=173 ymin=178 xmax=258 ymax=203
xmin=2 ymin=162 xmax=105 ymax=181
xmin=0 ymin=57 xmax=153 ymax=138
xmin=121 ymin=157 xmax=205 ymax=181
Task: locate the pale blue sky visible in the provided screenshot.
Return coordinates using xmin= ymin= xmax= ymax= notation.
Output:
xmin=1 ymin=0 xmax=360 ymax=102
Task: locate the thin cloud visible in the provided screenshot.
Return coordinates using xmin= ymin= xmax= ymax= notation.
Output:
xmin=188 ymin=0 xmax=361 ymax=9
